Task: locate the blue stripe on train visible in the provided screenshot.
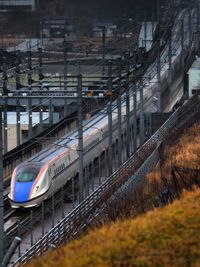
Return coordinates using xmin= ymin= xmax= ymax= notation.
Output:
xmin=14 ymin=181 xmax=34 ymax=202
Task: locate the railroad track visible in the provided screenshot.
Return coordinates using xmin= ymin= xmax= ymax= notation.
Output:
xmin=5 ymin=180 xmax=78 ymax=248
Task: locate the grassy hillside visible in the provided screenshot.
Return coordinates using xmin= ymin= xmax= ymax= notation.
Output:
xmin=26 ymin=188 xmax=200 ymax=267
xmin=25 ymin=121 xmax=200 ymax=267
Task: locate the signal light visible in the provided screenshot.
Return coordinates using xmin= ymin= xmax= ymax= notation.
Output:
xmin=86 ymin=91 xmax=93 ymax=97
xmin=106 ymin=90 xmax=113 ymax=97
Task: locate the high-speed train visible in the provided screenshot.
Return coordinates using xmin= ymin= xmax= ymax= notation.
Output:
xmin=8 ymin=8 xmax=196 ymax=208
xmin=8 ymin=106 xmax=121 ymax=208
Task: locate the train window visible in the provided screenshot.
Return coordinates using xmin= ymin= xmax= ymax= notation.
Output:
xmin=16 ymin=164 xmax=42 ymax=182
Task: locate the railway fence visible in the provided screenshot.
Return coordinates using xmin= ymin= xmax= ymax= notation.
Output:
xmin=10 ymin=93 xmax=200 ymax=267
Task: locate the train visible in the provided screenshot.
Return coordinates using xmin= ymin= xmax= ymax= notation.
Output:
xmin=8 ymin=9 xmax=195 ymax=208
xmin=8 ymin=103 xmax=122 ymax=208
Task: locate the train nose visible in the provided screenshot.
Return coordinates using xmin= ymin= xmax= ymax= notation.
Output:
xmin=14 ymin=182 xmax=34 ymax=202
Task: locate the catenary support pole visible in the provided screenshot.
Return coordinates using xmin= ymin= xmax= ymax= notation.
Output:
xmin=181 ymin=19 xmax=184 ymax=67
xmin=168 ymin=29 xmax=172 ymax=84
xmin=102 ymin=26 xmax=106 ymax=76
xmin=125 ymin=53 xmax=130 ymax=158
xmin=0 ymin=105 xmax=4 ymax=265
xmin=16 ymin=98 xmax=21 ymax=146
xmin=49 ymin=100 xmax=53 ymax=126
xmin=42 ymin=201 xmax=44 ymax=236
xmin=197 ymin=0 xmax=200 ymax=57
xmin=27 ymin=50 xmax=33 ymax=139
xmin=108 ymin=101 xmax=113 ymax=177
xmin=28 ymin=97 xmax=32 ymax=139
xmin=39 ymin=48 xmax=43 ymax=133
xmin=107 ymin=61 xmax=113 ymax=176
xmin=38 ymin=47 xmax=43 ymax=81
xmin=133 ymin=84 xmax=137 ymax=152
xmin=144 ymin=11 xmax=147 ymax=52
xmin=117 ymin=58 xmax=122 ymax=168
xmin=156 ymin=39 xmax=161 ymax=112
xmin=27 ymin=50 xmax=32 ymax=86
xmin=3 ymin=98 xmax=7 ymax=154
xmin=139 ymin=79 xmax=145 ymax=146
xmin=64 ymin=39 xmax=68 ymax=117
xmin=30 ymin=210 xmax=33 ymax=246
xmin=15 ymin=57 xmax=21 ymax=91
xmin=17 ymin=222 xmax=21 ymax=259
xmin=2 ymin=58 xmax=8 ymax=153
xmin=188 ymin=8 xmax=192 ymax=49
xmin=39 ymin=102 xmax=43 ymax=133
xmin=78 ymin=74 xmax=84 ymax=202
xmin=1 ymin=237 xmax=21 ymax=267
xmin=2 ymin=57 xmax=7 ymax=96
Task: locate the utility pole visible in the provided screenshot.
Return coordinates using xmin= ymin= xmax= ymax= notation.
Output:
xmin=107 ymin=61 xmax=113 ymax=176
xmin=156 ymin=39 xmax=161 ymax=112
xmin=0 ymin=103 xmax=4 ymax=265
xmin=77 ymin=73 xmax=84 ymax=202
xmin=117 ymin=58 xmax=122 ymax=167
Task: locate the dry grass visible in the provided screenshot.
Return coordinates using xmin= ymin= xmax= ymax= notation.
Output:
xmin=170 ymin=123 xmax=200 ymax=167
xmin=25 ymin=122 xmax=200 ymax=267
xmin=146 ymin=122 xmax=200 ymax=187
xmin=26 ymin=188 xmax=200 ymax=267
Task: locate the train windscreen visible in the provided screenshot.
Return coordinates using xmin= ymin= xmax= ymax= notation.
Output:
xmin=16 ymin=164 xmax=42 ymax=182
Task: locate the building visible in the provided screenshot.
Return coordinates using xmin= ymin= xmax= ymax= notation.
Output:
xmin=187 ymin=57 xmax=200 ymax=97
xmin=0 ymin=0 xmax=39 ymax=11
xmin=40 ymin=18 xmax=73 ymax=39
xmin=93 ymin=22 xmax=116 ymax=38
xmin=139 ymin=21 xmax=157 ymax=52
xmin=4 ymin=111 xmax=60 ymax=151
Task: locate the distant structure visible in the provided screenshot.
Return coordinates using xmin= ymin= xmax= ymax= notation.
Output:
xmin=139 ymin=21 xmax=157 ymax=52
xmin=0 ymin=0 xmax=39 ymax=11
xmin=93 ymin=22 xmax=117 ymax=38
xmin=187 ymin=58 xmax=200 ymax=97
xmin=40 ymin=18 xmax=73 ymax=39
xmin=3 ymin=112 xmax=60 ymax=151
